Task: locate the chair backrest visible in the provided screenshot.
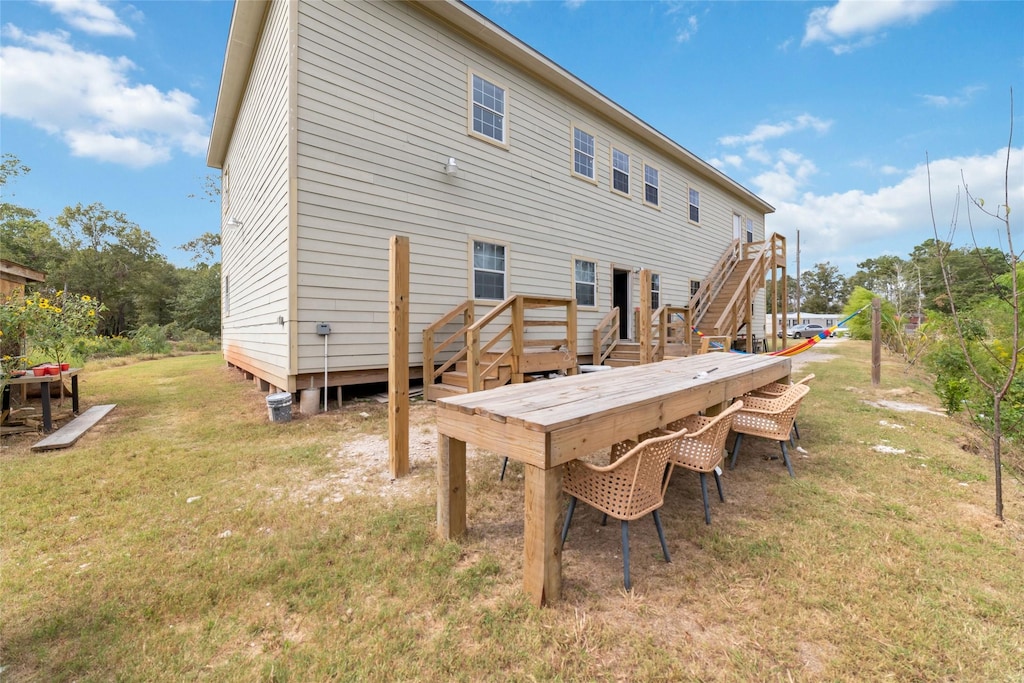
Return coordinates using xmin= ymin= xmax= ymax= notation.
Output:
xmin=594 ymin=427 xmax=686 ymax=520
xmin=732 ymin=383 xmax=810 ymax=441
xmin=665 ymin=400 xmax=745 ymax=471
xmin=698 ymin=335 xmax=731 ymax=354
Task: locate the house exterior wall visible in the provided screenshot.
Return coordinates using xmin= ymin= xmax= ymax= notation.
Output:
xmin=220 ymin=0 xmax=293 ymax=389
xmin=289 ymin=0 xmax=769 ymax=375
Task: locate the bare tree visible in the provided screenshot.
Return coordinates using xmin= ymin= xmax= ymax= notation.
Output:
xmin=927 ymin=90 xmax=1018 ymax=521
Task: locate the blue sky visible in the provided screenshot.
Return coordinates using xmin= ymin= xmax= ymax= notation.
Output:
xmin=2 ymin=0 xmax=1022 ymax=273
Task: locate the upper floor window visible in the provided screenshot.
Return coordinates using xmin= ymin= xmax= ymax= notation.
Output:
xmin=643 ymin=163 xmax=660 ymax=207
xmin=745 ymin=217 xmax=754 ymax=243
xmin=572 ymin=126 xmax=596 ymax=181
xmin=690 ymin=279 xmax=701 ymax=297
xmin=469 ymin=72 xmax=507 ymax=146
xmin=688 ymin=187 xmax=701 ymax=223
xmin=472 ymin=240 xmax=506 ymax=300
xmin=611 ymin=148 xmax=630 ymax=196
xmin=650 ymin=273 xmax=661 ymax=310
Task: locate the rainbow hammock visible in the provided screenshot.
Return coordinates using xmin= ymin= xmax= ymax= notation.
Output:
xmin=692 ymin=304 xmax=870 ymax=357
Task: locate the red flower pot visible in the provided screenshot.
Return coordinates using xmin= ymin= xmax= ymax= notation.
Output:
xmin=32 ymin=367 xmax=47 ymax=377
xmin=45 ymin=365 xmax=60 ymax=376
xmin=60 ymin=363 xmax=70 ymax=371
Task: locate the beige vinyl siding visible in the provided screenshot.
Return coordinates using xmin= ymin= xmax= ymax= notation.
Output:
xmin=290 ymin=0 xmax=767 ymax=369
xmin=221 ymin=0 xmax=292 ymax=387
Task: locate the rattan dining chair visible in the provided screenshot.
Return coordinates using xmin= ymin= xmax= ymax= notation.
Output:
xmin=662 ymin=400 xmax=745 ymax=524
xmin=560 ymin=426 xmax=684 ymax=591
xmin=746 ymin=373 xmax=815 ymax=441
xmin=729 ymin=383 xmax=811 ymax=478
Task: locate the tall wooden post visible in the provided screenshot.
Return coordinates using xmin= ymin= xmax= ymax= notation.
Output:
xmin=871 ymin=297 xmax=881 ymax=387
xmin=389 ymin=235 xmax=410 ymax=477
xmin=639 ymin=269 xmax=652 ymax=363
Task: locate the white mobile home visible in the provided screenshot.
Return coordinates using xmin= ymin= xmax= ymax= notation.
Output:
xmin=207 ymin=0 xmax=783 ymax=396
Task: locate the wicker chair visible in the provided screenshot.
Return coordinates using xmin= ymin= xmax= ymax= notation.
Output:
xmin=560 ymin=426 xmax=684 ymax=591
xmin=746 ymin=373 xmax=815 ymax=441
xmin=729 ymin=383 xmax=811 ymax=478
xmin=662 ymin=400 xmax=745 ymax=524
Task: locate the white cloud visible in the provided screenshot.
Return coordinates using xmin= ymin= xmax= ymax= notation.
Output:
xmin=675 ymin=15 xmax=698 ymax=43
xmin=751 ymin=149 xmax=819 ymax=202
xmin=719 ymin=114 xmax=832 ymax=146
xmin=37 ymin=0 xmax=135 ymax=38
xmin=0 ymin=27 xmax=209 ymax=168
xmin=803 ymin=0 xmax=947 ymax=54
xmin=921 ymin=85 xmax=986 ymax=108
xmin=766 ymin=147 xmax=1023 ymax=272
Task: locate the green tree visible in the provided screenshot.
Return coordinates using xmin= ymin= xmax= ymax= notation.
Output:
xmin=172 ymin=263 xmax=221 ymax=335
xmin=801 ymin=262 xmax=850 ymax=313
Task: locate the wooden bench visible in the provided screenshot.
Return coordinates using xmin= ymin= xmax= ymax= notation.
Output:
xmin=31 ymin=404 xmax=116 ymax=452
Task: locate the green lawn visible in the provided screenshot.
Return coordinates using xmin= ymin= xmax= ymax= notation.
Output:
xmin=2 ymin=345 xmax=1022 ymax=681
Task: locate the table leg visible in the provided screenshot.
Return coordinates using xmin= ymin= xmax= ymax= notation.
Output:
xmin=437 ymin=434 xmax=467 ymax=539
xmin=1 ymin=385 xmax=10 ymax=424
xmin=71 ymin=375 xmax=80 ymax=414
xmin=40 ymin=381 xmax=52 ymax=433
xmin=523 ymin=464 xmax=563 ymax=606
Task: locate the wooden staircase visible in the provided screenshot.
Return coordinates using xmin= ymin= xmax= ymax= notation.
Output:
xmin=422 ymin=295 xmax=577 ymax=401
xmin=689 ymin=233 xmax=786 ymax=353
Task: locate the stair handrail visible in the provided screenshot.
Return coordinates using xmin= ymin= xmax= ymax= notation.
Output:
xmin=689 ymin=239 xmax=742 ymax=328
xmin=422 ymin=300 xmax=474 ymax=387
xmin=592 ymin=307 xmax=620 ymax=365
xmin=711 ymin=234 xmax=786 ymax=344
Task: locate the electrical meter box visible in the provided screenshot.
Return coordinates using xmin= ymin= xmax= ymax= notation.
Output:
xmin=316 ymin=323 xmax=331 ymax=336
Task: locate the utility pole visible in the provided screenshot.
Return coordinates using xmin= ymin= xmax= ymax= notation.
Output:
xmin=795 ymin=230 xmax=801 ymax=324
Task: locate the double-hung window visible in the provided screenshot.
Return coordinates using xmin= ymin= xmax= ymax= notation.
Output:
xmin=688 ymin=187 xmax=701 ymax=223
xmin=473 ymin=240 xmax=506 ymax=300
xmin=643 ymin=163 xmax=659 ymax=207
xmin=611 ymin=148 xmax=630 ymax=196
xmin=650 ymin=273 xmax=661 ymax=309
xmin=745 ymin=217 xmax=754 ymax=243
xmin=572 ymin=126 xmax=596 ymax=181
xmin=470 ymin=73 xmax=507 ymax=145
xmin=574 ymin=258 xmax=597 ymax=308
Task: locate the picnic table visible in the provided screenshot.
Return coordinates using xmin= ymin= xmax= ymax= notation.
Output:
xmin=435 ymin=352 xmax=791 ymax=606
xmin=2 ymin=368 xmax=83 ymax=433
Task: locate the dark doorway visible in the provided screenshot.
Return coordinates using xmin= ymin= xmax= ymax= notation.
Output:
xmin=613 ymin=268 xmax=631 ymax=340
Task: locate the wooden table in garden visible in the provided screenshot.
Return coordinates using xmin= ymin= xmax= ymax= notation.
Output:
xmin=435 ymin=352 xmax=791 ymax=606
xmin=2 ymin=368 xmax=83 ymax=433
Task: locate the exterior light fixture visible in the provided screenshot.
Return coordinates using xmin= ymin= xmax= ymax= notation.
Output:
xmin=444 ymin=157 xmax=459 ymax=176
xmin=225 ymin=217 xmax=244 ymax=230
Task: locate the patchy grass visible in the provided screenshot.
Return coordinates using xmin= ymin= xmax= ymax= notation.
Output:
xmin=1 ymin=343 xmax=1022 ymax=681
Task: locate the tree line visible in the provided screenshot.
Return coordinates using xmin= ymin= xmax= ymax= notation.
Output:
xmin=1 ymin=154 xmax=220 ymax=339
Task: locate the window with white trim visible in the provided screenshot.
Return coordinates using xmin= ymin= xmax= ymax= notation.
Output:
xmin=690 ymin=280 xmax=701 ymax=297
xmin=223 ymin=274 xmax=230 ymax=317
xmin=473 ymin=240 xmax=506 ymax=300
xmin=744 ymin=217 xmax=754 ymax=243
xmin=572 ymin=126 xmax=596 ymax=181
xmin=688 ymin=187 xmax=701 ymax=223
xmin=650 ymin=273 xmax=661 ymax=309
xmin=643 ymin=163 xmax=659 ymax=207
xmin=574 ymin=258 xmax=597 ymax=308
xmin=611 ymin=148 xmax=630 ymax=195
xmin=470 ymin=73 xmax=506 ymax=145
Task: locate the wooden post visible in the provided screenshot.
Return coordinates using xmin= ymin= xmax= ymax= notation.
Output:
xmin=639 ymin=270 xmax=652 ymax=363
xmin=523 ymin=464 xmax=562 ymax=606
xmin=565 ymin=298 xmax=578 ymax=375
xmin=871 ymin=297 xmax=881 ymax=386
xmin=437 ymin=435 xmax=466 ymax=538
xmin=389 ymin=235 xmax=410 ymax=478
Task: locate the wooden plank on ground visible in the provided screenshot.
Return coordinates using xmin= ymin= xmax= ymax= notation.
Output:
xmin=31 ymin=404 xmax=116 ymax=452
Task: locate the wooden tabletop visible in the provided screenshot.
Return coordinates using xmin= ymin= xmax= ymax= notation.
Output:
xmin=436 ymin=353 xmax=790 ymax=468
xmin=4 ymin=368 xmax=82 ymax=385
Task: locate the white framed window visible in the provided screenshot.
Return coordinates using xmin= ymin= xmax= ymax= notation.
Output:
xmin=688 ymin=187 xmax=701 ymax=223
xmin=472 ymin=240 xmax=507 ymax=300
xmin=690 ymin=279 xmax=701 ymax=297
xmin=572 ymin=125 xmax=596 ymax=181
xmin=650 ymin=273 xmax=661 ymax=310
xmin=574 ymin=258 xmax=597 ymax=308
xmin=745 ymin=217 xmax=754 ymax=243
xmin=611 ymin=147 xmax=630 ymax=196
xmin=223 ymin=274 xmax=230 ymax=317
xmin=222 ymin=164 xmax=231 ymax=213
xmin=643 ymin=163 xmax=660 ymax=207
xmin=468 ymin=71 xmax=507 ymax=146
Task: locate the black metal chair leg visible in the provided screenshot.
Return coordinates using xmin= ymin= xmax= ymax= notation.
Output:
xmin=499 ymin=456 xmax=509 ymax=481
xmin=780 ymin=441 xmax=795 ymax=478
xmin=730 ymin=433 xmax=744 ymax=469
xmin=621 ymin=520 xmax=631 ymax=590
xmin=560 ymin=496 xmax=577 ymax=547
xmin=699 ymin=472 xmax=712 ymax=525
xmin=793 ymin=420 xmax=801 ymax=440
xmin=713 ymin=468 xmax=725 ymax=502
xmin=652 ymin=510 xmax=671 ymax=562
